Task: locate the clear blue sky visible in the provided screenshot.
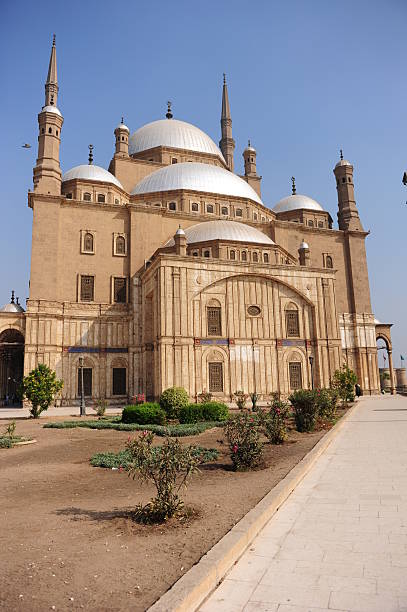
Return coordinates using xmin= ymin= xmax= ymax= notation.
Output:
xmin=1 ymin=0 xmax=406 ymax=366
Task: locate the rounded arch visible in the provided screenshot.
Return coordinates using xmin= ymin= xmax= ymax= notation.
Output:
xmin=208 ymin=298 xmax=221 ymax=308
xmin=0 ymin=328 xmax=25 ymax=406
xmin=282 ymin=347 xmax=309 ymax=393
xmin=201 ymin=345 xmax=229 ymax=397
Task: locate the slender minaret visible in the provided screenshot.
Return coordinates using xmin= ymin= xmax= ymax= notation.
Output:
xmin=114 ymin=117 xmax=129 ymax=156
xmin=33 ymin=35 xmax=64 ymax=194
xmin=219 ymin=74 xmax=235 ymax=171
xmin=333 ymin=150 xmax=363 ymax=231
xmin=242 ymin=140 xmax=262 ymax=196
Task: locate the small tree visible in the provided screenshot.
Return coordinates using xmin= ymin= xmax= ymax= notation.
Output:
xmin=21 ymin=364 xmax=63 ymax=418
xmin=159 ymin=386 xmax=189 ymax=419
xmin=332 ymin=365 xmax=357 ymax=405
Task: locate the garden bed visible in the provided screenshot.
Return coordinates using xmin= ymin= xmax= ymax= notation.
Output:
xmin=0 ymin=407 xmax=348 ymax=611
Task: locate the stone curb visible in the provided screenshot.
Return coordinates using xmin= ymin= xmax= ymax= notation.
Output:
xmin=148 ymin=401 xmax=360 ymax=612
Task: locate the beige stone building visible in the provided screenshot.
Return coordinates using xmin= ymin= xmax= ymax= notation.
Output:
xmin=0 ymin=38 xmax=396 ymax=406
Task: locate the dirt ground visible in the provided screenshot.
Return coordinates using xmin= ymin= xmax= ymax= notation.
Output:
xmin=0 ymin=410 xmax=346 ymax=611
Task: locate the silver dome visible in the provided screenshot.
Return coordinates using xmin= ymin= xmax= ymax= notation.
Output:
xmin=335 ymin=159 xmax=351 ymax=168
xmin=41 ymin=105 xmax=62 ymax=116
xmin=62 ymin=165 xmax=123 ymax=189
xmin=116 ymin=122 xmax=129 ymax=132
xmin=131 ymin=162 xmax=263 ymax=205
xmin=165 ymin=220 xmax=274 ymax=247
xmin=129 ymin=119 xmax=225 ymax=160
xmin=0 ymin=302 xmax=24 ymax=313
xmin=273 ymin=194 xmax=324 ymax=213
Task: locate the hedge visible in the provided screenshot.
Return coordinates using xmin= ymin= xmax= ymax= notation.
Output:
xmin=179 ymin=401 xmax=229 ymax=424
xmin=122 ymin=403 xmax=166 ymax=425
xmin=90 ymin=446 xmax=219 ymax=469
xmin=43 ymin=420 xmax=223 ymax=437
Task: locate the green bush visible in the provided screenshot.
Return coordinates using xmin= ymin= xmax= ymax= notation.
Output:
xmin=122 ymin=403 xmax=166 ymax=425
xmin=179 ymin=401 xmax=229 ymax=424
xmin=90 ymin=446 xmax=219 ymax=469
xmin=159 ymin=387 xmax=190 ymax=419
xmin=21 ymin=364 xmax=63 ymax=418
xmin=332 ymin=365 xmax=357 ymax=404
xmin=0 ymin=437 xmax=13 ymax=449
xmin=316 ymin=388 xmax=339 ymax=421
xmin=289 ymin=389 xmax=319 ymax=432
xmin=224 ymin=411 xmax=263 ymax=470
xmin=259 ymin=394 xmax=291 ymax=444
xmin=44 ymin=419 xmax=223 ymax=436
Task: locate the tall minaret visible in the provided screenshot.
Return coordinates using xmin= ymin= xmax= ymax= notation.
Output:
xmin=333 ymin=150 xmax=363 ymax=231
xmin=33 ymin=35 xmax=64 ymax=195
xmin=219 ymin=74 xmax=235 ymax=171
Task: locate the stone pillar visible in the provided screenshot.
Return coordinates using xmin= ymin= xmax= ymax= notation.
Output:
xmin=388 ymin=350 xmax=396 ymax=395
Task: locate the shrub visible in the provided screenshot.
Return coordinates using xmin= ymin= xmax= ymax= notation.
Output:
xmin=131 ymin=393 xmax=145 ymax=405
xmin=224 ymin=411 xmax=263 ymax=470
xmin=21 ymin=364 xmax=63 ymax=418
xmin=90 ymin=446 xmax=219 ymax=469
xmin=289 ymin=389 xmax=319 ymax=432
xmin=125 ymin=432 xmax=206 ymax=522
xmin=93 ymin=398 xmax=108 ymax=418
xmin=179 ymin=402 xmax=229 ymax=424
xmin=44 ymin=419 xmax=223 ymax=436
xmin=197 ymin=390 xmax=212 ymax=403
xmin=332 ymin=365 xmax=358 ymax=404
xmin=250 ymin=392 xmax=260 ymax=411
xmin=233 ymin=390 xmax=248 ymax=410
xmin=159 ymin=387 xmax=190 ymax=419
xmin=122 ymin=403 xmax=166 ymax=425
xmin=316 ymin=388 xmax=339 ymax=421
xmin=0 ymin=437 xmax=13 ymax=449
xmin=259 ymin=394 xmax=291 ymax=444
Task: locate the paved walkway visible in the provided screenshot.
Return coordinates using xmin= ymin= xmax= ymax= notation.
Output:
xmin=200 ymin=395 xmax=407 ymax=612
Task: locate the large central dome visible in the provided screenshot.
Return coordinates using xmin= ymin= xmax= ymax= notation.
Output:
xmin=131 ymin=162 xmax=264 ymax=205
xmin=129 ymin=119 xmax=225 ymax=160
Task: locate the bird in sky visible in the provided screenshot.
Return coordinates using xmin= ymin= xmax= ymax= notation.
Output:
xmin=22 ymin=144 xmax=31 ymax=149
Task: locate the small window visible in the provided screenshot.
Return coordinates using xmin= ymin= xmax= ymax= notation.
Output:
xmin=208 ymin=362 xmax=223 ymax=392
xmin=253 ymin=252 xmax=258 ymax=263
xmin=286 ymin=310 xmax=300 ymax=337
xmin=115 ymin=198 xmax=119 ymax=204
xmin=261 ymin=216 xmax=265 ymax=222
xmin=113 ymin=368 xmax=126 ymax=395
xmin=207 ymin=204 xmax=214 ymax=213
xmin=221 ymin=207 xmax=228 ymax=215
xmin=115 ymin=235 xmax=126 ymax=255
xmin=56 ymin=130 xmax=59 ymax=136
xmin=318 ymin=221 xmax=324 ymax=228
xmin=168 ymin=202 xmax=176 ymax=211
xmin=113 ymin=277 xmax=126 ymax=303
xmin=171 ymin=158 xmax=178 ymax=164
xmin=263 ymin=252 xmax=269 ymax=263
xmin=326 ymin=255 xmax=333 ymax=269
xmin=78 ymin=368 xmax=92 ymax=397
xmin=247 ymin=305 xmax=261 ymax=316
xmin=83 ymin=192 xmax=91 ymax=201
xmin=80 ymin=275 xmax=94 ymax=302
xmin=66 ymin=193 xmax=72 ymax=199
xmin=121 ymin=136 xmax=124 ymax=141
xmin=48 ymin=127 xmax=52 ymax=134
xmin=41 ymin=128 xmax=45 ymax=134
xmin=289 ymin=362 xmax=302 ymax=390
xmin=192 ymin=251 xmax=199 ymax=257
xmin=207 ymin=306 xmax=221 ymax=336
xmin=83 ymin=233 xmax=94 ymax=253
xmin=203 ymin=250 xmax=210 ymax=258
xmin=253 ymin=213 xmax=258 ymax=221
xmin=97 ymin=194 xmax=105 ymax=203
xmin=235 ymin=208 xmax=243 ymax=217
xmin=191 ymin=202 xmax=199 ymax=212
xmin=308 ymin=220 xmax=314 ymax=227
xmin=348 ymin=177 xmax=351 ymax=182
xmin=230 ymin=250 xmax=236 ymax=260
xmin=241 ymin=251 xmax=247 ymax=261
xmin=342 ymin=177 xmax=346 ymax=183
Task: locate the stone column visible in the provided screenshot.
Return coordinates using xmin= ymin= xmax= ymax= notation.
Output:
xmin=388 ymin=350 xmax=396 ymax=394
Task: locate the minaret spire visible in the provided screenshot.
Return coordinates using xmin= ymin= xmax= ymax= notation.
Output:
xmin=219 ymin=73 xmax=235 ymax=171
xmin=45 ymin=34 xmax=58 ymax=106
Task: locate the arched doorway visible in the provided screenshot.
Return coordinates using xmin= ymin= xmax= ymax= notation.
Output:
xmin=376 ymin=334 xmax=395 ymax=394
xmin=0 ymin=329 xmax=25 ymax=406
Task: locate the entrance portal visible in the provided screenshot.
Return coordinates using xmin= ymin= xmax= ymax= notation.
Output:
xmin=0 ymin=329 xmax=24 ymax=406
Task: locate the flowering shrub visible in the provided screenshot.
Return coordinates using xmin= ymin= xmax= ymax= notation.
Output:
xmin=315 ymin=388 xmax=339 ymax=421
xmin=233 ymin=390 xmax=248 ymax=410
xmin=259 ymin=394 xmax=291 ymax=444
xmin=125 ymin=431 xmax=204 ymax=522
xmin=122 ymin=403 xmax=166 ymax=425
xmin=132 ymin=393 xmax=146 ymax=405
xmin=289 ymin=389 xmax=319 ymax=432
xmin=159 ymin=387 xmax=190 ymax=419
xmin=224 ymin=412 xmax=263 ymax=470
xmin=332 ymin=365 xmax=357 ymax=404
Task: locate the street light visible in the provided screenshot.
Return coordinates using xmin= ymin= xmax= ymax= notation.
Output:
xmin=309 ymin=356 xmax=314 ymax=389
xmin=79 ymin=356 xmax=86 ymax=417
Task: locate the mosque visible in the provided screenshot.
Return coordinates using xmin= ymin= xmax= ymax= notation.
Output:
xmin=0 ymin=37 xmax=396 ymax=406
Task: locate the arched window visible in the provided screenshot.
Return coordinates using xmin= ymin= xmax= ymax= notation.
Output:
xmin=253 ymin=252 xmax=258 ymax=262
xmin=342 ymin=177 xmax=346 ymax=183
xmin=168 ymin=202 xmax=176 ymax=211
xmin=97 ymin=194 xmax=105 ymax=203
xmin=253 ymin=213 xmax=258 ymax=221
xmin=289 ymin=362 xmax=302 ymax=390
xmin=241 ymin=251 xmax=247 ymax=261
xmin=221 ymin=207 xmax=228 ymax=215
xmin=286 ymin=308 xmax=300 ymax=337
xmin=318 ymin=221 xmax=324 ymax=228
xmin=48 ymin=127 xmax=52 ymax=134
xmin=348 ymin=177 xmax=351 ymax=182
xmin=208 ymin=362 xmax=223 ymax=392
xmin=83 ymin=192 xmax=91 ymax=201
xmin=115 ymin=198 xmax=119 ymax=204
xmin=308 ymin=220 xmax=314 ymax=227
xmin=230 ymin=250 xmax=236 ymax=260
xmin=192 ymin=251 xmax=199 ymax=257
xmin=84 ymin=233 xmax=93 ymax=252
xmin=235 ymin=208 xmax=243 ymax=217
xmin=207 ymin=306 xmax=221 ymax=336
xmin=66 ymin=193 xmax=72 ymax=199
xmin=203 ymin=250 xmax=210 ymax=258
xmin=116 ymin=235 xmax=126 ymax=255
xmin=41 ymin=128 xmax=45 ymax=134
xmin=191 ymin=202 xmax=199 ymax=212
xmin=263 ymin=252 xmax=269 ymax=263
xmin=326 ymin=255 xmax=333 ymax=269
xmin=207 ymin=204 xmax=214 ymax=213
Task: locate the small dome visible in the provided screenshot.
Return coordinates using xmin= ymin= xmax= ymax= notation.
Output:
xmin=299 ymin=240 xmax=309 ymax=250
xmin=116 ymin=122 xmax=129 ymax=132
xmin=165 ymin=220 xmax=274 ymax=247
xmin=62 ymin=165 xmax=124 ymax=189
xmin=0 ymin=302 xmax=24 ymax=313
xmin=175 ymin=227 xmax=185 ymax=236
xmin=41 ymin=105 xmax=62 ymax=116
xmin=273 ymin=194 xmax=324 ymax=214
xmin=129 ymin=119 xmax=225 ymax=160
xmin=244 ymin=141 xmax=256 ymax=153
xmin=131 ymin=162 xmax=263 ymax=205
xmin=335 ymin=159 xmax=351 ymax=168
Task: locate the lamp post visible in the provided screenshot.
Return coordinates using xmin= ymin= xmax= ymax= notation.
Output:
xmin=79 ymin=356 xmax=86 ymax=417
xmin=309 ymin=356 xmax=314 ymax=390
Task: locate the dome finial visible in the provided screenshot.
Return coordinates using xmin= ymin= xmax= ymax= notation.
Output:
xmin=11 ymin=290 xmax=15 ymax=304
xmin=121 ymin=116 xmax=124 ymax=124
xmin=52 ymin=33 xmax=56 ymax=47
xmin=291 ymin=176 xmax=296 ymax=195
xmin=340 ymin=148 xmax=343 ymax=160
xmin=248 ymin=139 xmax=251 ymax=148
xmin=166 ymin=101 xmax=173 ymax=119
xmin=223 ymin=72 xmax=226 ymax=84
xmin=88 ymin=144 xmax=93 ymax=165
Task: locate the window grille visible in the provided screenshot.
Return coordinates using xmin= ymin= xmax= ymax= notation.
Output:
xmin=230 ymin=250 xmax=236 ymax=260
xmin=191 ymin=202 xmax=199 ymax=211
xmin=78 ymin=368 xmax=92 ymax=396
xmin=241 ymin=251 xmax=247 ymax=261
xmin=221 ymin=207 xmax=228 ymax=215
xmin=286 ymin=310 xmax=300 ymax=337
xmin=207 ymin=307 xmax=221 ymax=336
xmin=115 ymin=236 xmax=126 ymax=255
xmin=80 ymin=275 xmax=94 ymax=302
xmin=203 ymin=250 xmax=210 ymax=258
xmin=97 ymin=194 xmax=105 ymax=203
xmin=235 ymin=208 xmax=243 ymax=217
xmin=263 ymin=253 xmax=269 ymax=263
xmin=209 ymin=362 xmax=223 ymax=392
xmin=207 ymin=204 xmax=214 ymax=213
xmin=83 ymin=192 xmax=91 ymax=201
xmin=114 ymin=277 xmax=126 ymax=303
xmin=289 ymin=362 xmax=302 ymax=390
xmin=168 ymin=202 xmax=176 ymax=211
xmin=84 ymin=233 xmax=93 ymax=252
xmin=253 ymin=252 xmax=258 ymax=262
xmin=113 ymin=368 xmax=126 ymax=395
